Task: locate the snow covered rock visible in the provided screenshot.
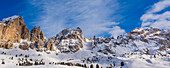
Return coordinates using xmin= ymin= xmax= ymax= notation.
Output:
xmin=47 ymin=27 xmax=86 ymax=53
xmin=19 ymin=42 xmax=29 ymax=50
xmin=93 ymin=27 xmax=170 ymax=56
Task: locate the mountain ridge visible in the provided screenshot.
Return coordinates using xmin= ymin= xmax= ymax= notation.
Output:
xmin=0 ymin=15 xmax=169 ymax=53
xmin=0 ymin=15 xmax=169 ymax=68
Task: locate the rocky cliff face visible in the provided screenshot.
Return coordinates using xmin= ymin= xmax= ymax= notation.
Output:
xmin=0 ymin=15 xmax=47 ymax=50
xmin=30 ymin=26 xmax=47 ymax=42
xmin=0 ymin=15 xmax=30 ymax=49
xmin=30 ymin=26 xmax=47 ymax=51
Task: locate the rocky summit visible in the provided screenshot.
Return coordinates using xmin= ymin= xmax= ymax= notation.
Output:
xmin=0 ymin=15 xmax=169 ymax=68
xmin=0 ymin=15 xmax=30 ymax=49
xmin=47 ymin=27 xmax=86 ymax=52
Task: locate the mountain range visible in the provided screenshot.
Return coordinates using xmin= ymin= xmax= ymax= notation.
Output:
xmin=0 ymin=15 xmax=169 ymax=68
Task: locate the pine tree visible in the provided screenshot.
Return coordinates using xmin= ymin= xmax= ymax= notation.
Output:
xmin=2 ymin=61 xmax=5 ymax=64
xmin=121 ymin=61 xmax=124 ymax=66
xmin=90 ymin=64 xmax=94 ymax=68
xmin=93 ymin=35 xmax=96 ymax=40
xmin=96 ymin=64 xmax=99 ymax=68
xmin=1 ymin=59 xmax=5 ymax=64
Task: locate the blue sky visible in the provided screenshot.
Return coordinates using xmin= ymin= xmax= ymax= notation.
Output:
xmin=0 ymin=0 xmax=169 ymax=38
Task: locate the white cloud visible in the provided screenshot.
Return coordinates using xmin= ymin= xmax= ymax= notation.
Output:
xmin=109 ymin=26 xmax=125 ymax=38
xmin=141 ymin=0 xmax=170 ymax=29
xmin=27 ymin=0 xmax=125 ymax=38
xmin=149 ymin=0 xmax=170 ymax=13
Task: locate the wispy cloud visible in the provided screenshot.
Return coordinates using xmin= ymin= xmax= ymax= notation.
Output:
xmin=141 ymin=0 xmax=170 ymax=29
xmin=26 ymin=0 xmax=125 ymax=38
xmin=109 ymin=26 xmax=125 ymax=38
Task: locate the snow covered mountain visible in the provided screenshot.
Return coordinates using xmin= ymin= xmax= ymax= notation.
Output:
xmin=46 ymin=27 xmax=86 ymax=53
xmin=0 ymin=15 xmax=169 ymax=68
xmin=91 ymin=27 xmax=170 ymax=56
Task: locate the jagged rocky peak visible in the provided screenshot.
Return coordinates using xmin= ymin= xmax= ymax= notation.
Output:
xmin=56 ymin=27 xmax=86 ymax=41
xmin=30 ymin=26 xmax=47 ymax=51
xmin=46 ymin=27 xmax=86 ymax=52
xmin=30 ymin=26 xmax=47 ymax=42
xmin=0 ymin=15 xmax=30 ymax=49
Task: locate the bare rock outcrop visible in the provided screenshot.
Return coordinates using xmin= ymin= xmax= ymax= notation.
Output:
xmin=0 ymin=15 xmax=30 ymax=49
xmin=0 ymin=15 xmax=47 ymax=50
xmin=19 ymin=42 xmax=29 ymax=50
xmin=30 ymin=26 xmax=47 ymax=51
xmin=46 ymin=39 xmax=54 ymax=51
xmin=34 ymin=40 xmax=44 ymax=51
xmin=30 ymin=26 xmax=47 ymax=42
